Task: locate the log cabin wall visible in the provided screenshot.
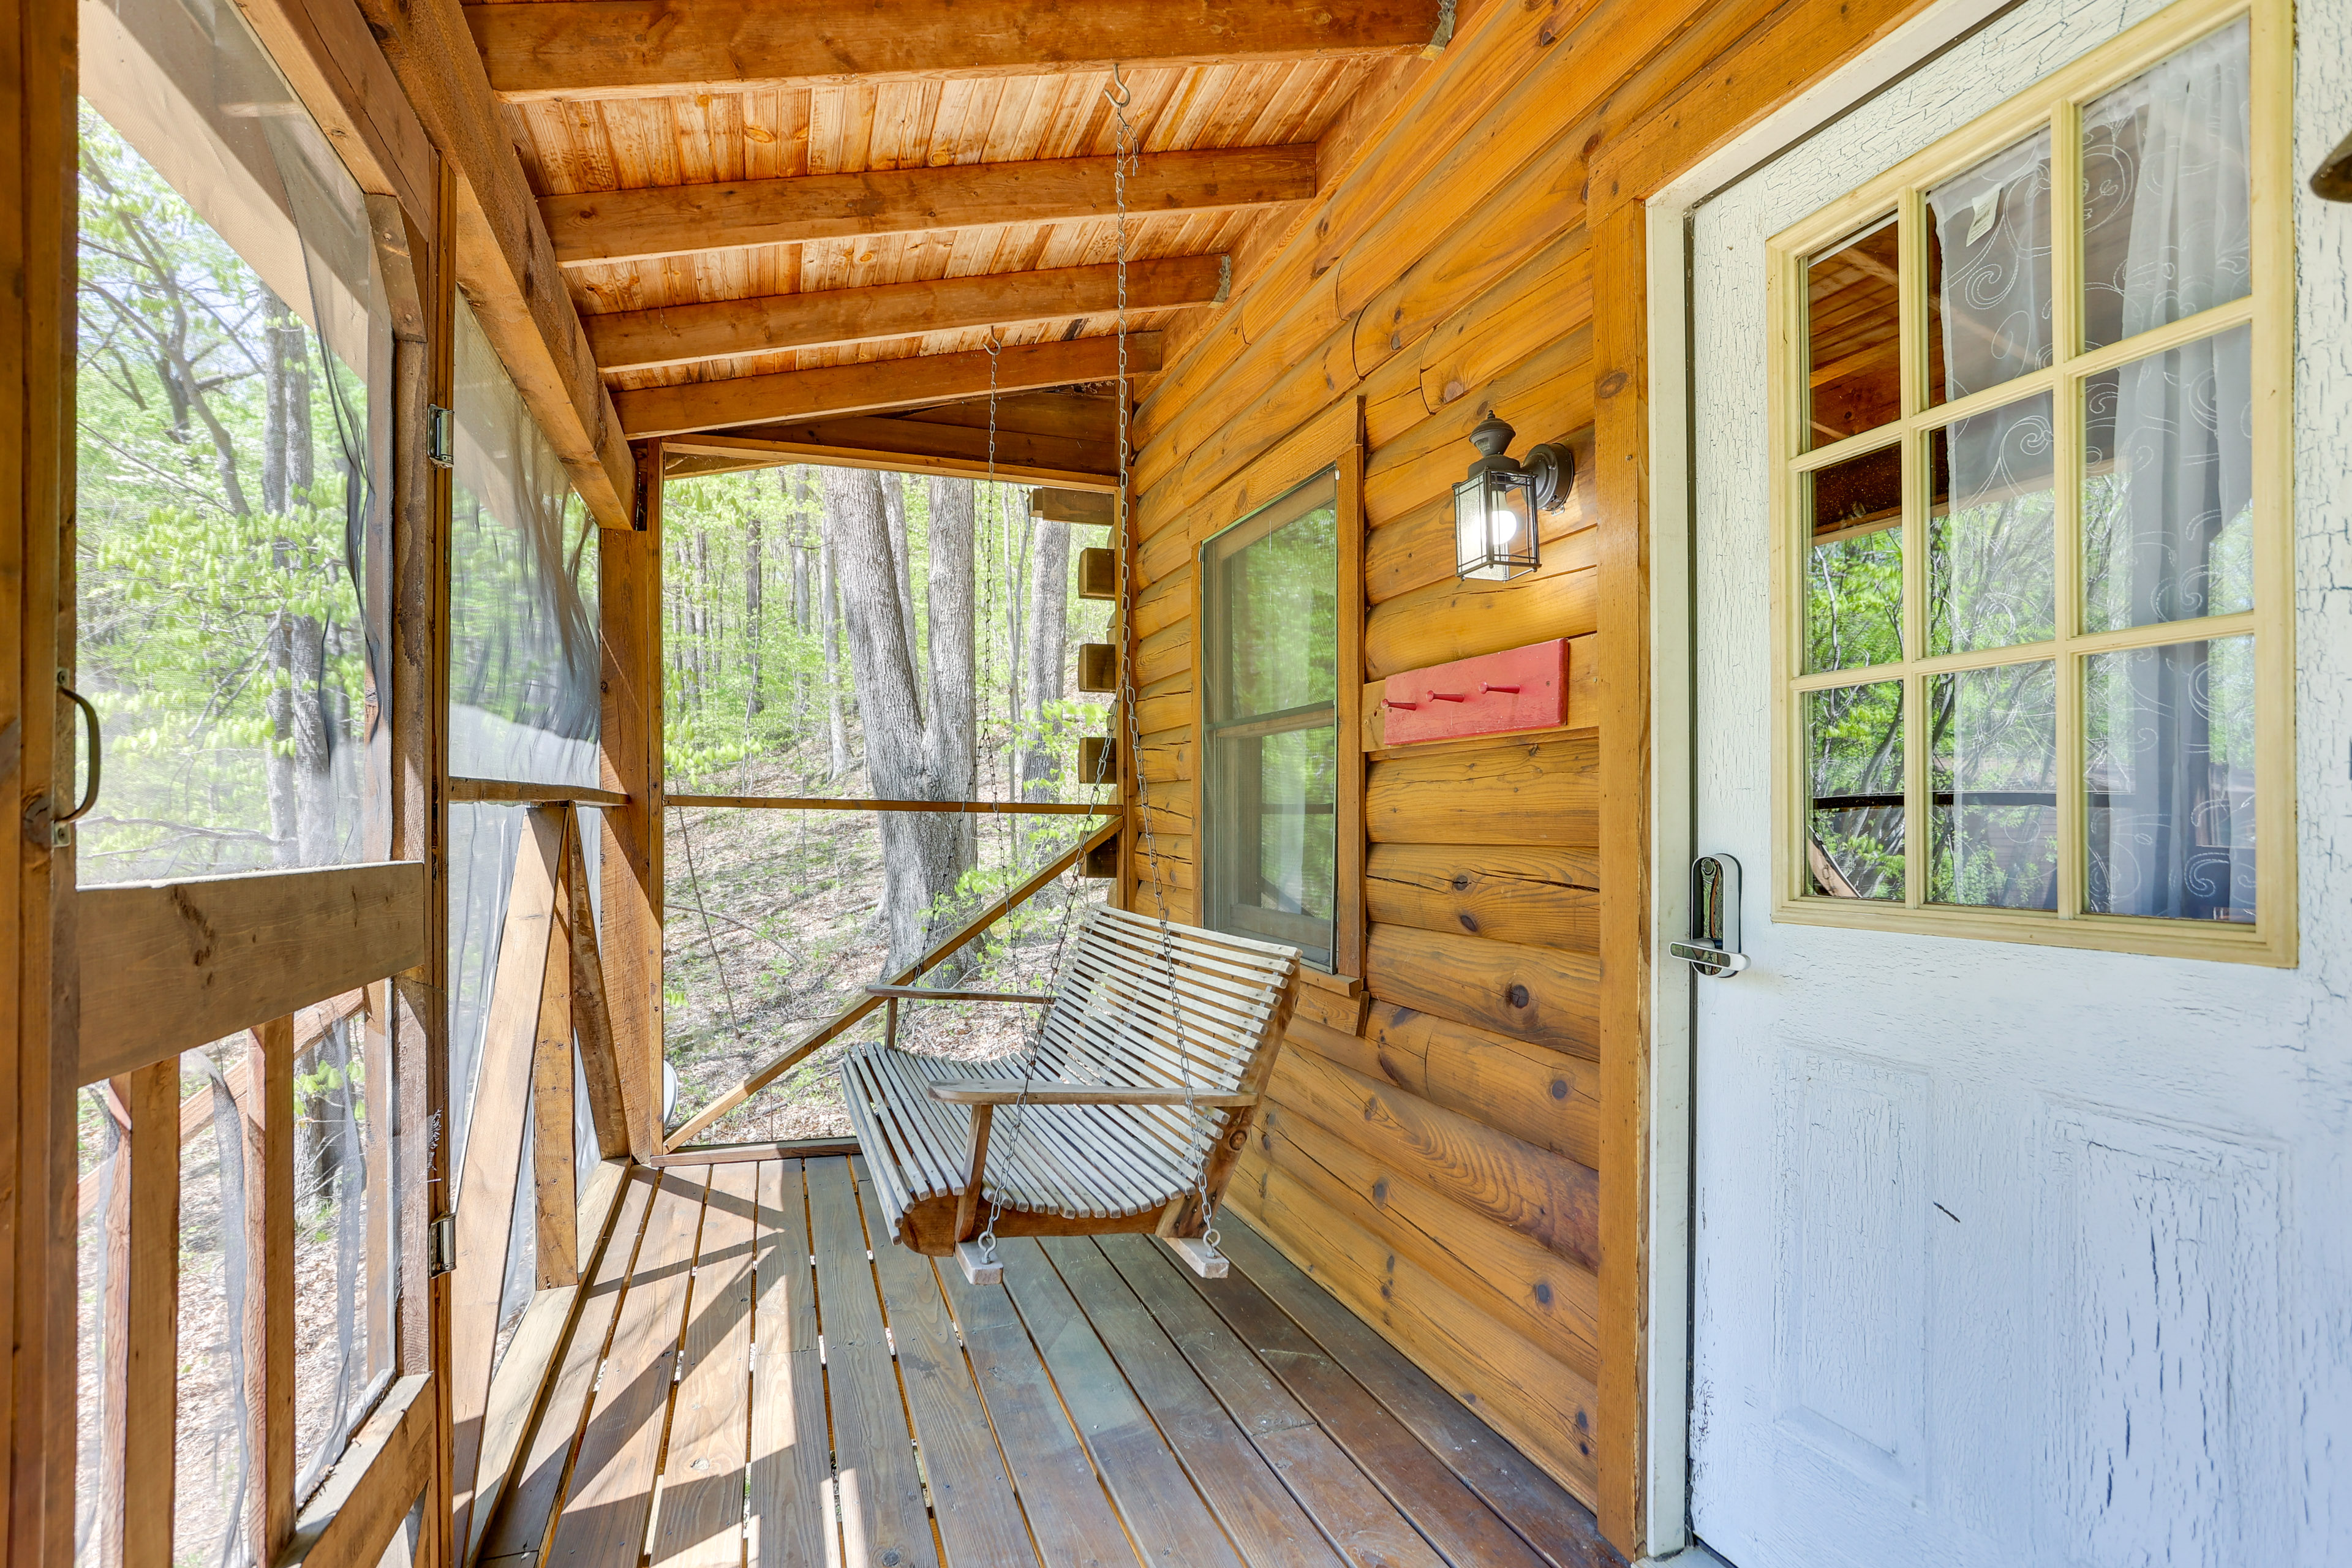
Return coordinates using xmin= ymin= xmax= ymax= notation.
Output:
xmin=1121 ymin=0 xmax=1933 ymax=1550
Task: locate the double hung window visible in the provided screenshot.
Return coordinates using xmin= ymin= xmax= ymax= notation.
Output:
xmin=1200 ymin=472 xmax=1342 ymax=971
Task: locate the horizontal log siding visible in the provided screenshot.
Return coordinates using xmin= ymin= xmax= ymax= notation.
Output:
xmin=1121 ymin=0 xmax=1931 ymax=1531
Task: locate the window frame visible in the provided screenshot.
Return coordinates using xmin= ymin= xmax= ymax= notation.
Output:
xmin=1766 ymin=0 xmax=2295 ymax=965
xmin=1197 ymin=466 xmax=1349 ymax=972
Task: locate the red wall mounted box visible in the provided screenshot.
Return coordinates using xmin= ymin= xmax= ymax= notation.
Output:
xmin=1379 ymin=638 xmax=1569 ymax=745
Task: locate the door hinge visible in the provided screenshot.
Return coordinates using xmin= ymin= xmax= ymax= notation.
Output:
xmin=429 ymin=1212 xmax=458 ymax=1276
xmin=426 ymin=405 xmax=455 ymax=468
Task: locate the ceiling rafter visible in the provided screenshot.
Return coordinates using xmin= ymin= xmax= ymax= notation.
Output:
xmin=544 ymin=145 xmax=1316 ymax=267
xmin=614 ymin=334 xmax=1164 ymax=440
xmin=465 ymin=0 xmax=1446 ymax=102
xmin=351 ymin=0 xmax=636 ymax=525
xmin=588 ymin=255 xmax=1228 ymax=373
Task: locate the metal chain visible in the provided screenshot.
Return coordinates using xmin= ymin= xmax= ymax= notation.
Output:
xmin=973 ymin=324 xmax=1104 ymax=1263
xmin=1100 ymin=65 xmax=1218 ymax=1255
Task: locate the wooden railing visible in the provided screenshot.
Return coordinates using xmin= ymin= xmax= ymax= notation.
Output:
xmin=77 ymin=861 xmax=432 ymax=1568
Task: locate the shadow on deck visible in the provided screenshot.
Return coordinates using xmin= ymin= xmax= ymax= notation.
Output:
xmin=475 ymin=1156 xmax=1621 ymax=1568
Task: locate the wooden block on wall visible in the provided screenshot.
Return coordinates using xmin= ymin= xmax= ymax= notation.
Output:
xmin=1081 ymin=836 xmax=1120 ymax=879
xmin=1076 ymin=643 xmax=1118 ymax=692
xmin=1077 ymin=736 xmax=1118 ymax=785
xmin=1077 ymin=546 xmax=1118 ymax=600
xmin=1033 ymin=488 xmax=1117 ymax=526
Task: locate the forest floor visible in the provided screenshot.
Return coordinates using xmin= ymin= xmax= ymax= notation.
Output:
xmin=662 ymin=747 xmax=1114 ymax=1144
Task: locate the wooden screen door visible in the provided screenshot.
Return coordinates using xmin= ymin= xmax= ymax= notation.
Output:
xmin=1681 ymin=0 xmax=2322 ymax=1561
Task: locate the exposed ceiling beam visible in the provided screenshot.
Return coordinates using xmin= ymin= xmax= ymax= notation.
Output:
xmin=896 ymin=393 xmax=1116 ymax=445
xmin=588 ymin=254 xmax=1227 ymax=372
xmin=350 ymin=0 xmax=635 ymax=526
xmin=615 ymin=333 xmax=1163 ymax=439
xmin=545 ymin=146 xmax=1314 ymax=268
xmin=466 ymin=0 xmax=1446 ymax=103
xmin=665 ymin=417 xmax=1120 ymax=490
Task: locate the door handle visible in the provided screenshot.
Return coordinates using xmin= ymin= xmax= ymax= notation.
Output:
xmin=50 ymin=670 xmax=100 ymax=848
xmin=1671 ymin=853 xmax=1749 ymax=978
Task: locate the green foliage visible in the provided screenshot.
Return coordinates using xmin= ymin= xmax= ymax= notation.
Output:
xmin=1806 ymin=525 xmax=1904 ymax=673
xmin=75 ymin=109 xmax=372 ymax=881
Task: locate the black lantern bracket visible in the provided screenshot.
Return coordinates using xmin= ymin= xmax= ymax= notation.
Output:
xmin=1469 ymin=413 xmax=1576 ymax=510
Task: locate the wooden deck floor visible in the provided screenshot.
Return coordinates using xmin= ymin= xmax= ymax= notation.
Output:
xmin=477 ymin=1156 xmax=1620 ymax=1568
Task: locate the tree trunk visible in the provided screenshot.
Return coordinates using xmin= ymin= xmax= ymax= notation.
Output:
xmin=818 ymin=530 xmax=851 ymax=780
xmin=262 ymin=294 xmax=292 ymax=517
xmin=826 ymin=467 xmax=965 ymax=974
xmin=1021 ymin=518 xmax=1069 ymax=800
xmin=745 ymin=511 xmax=764 ymax=718
xmin=881 ymin=472 xmax=919 ymax=684
xmin=926 ymin=477 xmax=979 ymax=871
xmin=265 ymin=612 xmax=298 ymax=865
xmin=292 ymin=616 xmax=334 ymax=865
xmin=1000 ymin=496 xmax=1027 ymax=796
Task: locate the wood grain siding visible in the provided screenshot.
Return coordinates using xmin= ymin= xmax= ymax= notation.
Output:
xmin=1125 ymin=0 xmax=1936 ymax=1537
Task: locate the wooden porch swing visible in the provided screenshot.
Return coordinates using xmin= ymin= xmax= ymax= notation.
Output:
xmin=840 ymin=64 xmax=1304 ymax=1287
xmin=841 ymin=904 xmax=1300 ymax=1283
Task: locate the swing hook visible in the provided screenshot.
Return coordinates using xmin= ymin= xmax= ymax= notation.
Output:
xmin=1104 ymin=62 xmax=1133 ymax=110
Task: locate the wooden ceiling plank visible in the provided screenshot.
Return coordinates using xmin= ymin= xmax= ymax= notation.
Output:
xmin=351 ymin=0 xmax=636 ymax=526
xmin=544 ymin=144 xmax=1317 ymax=266
xmin=467 ymin=0 xmax=1444 ymax=104
xmin=586 ymin=254 xmax=1226 ymax=372
xmin=614 ymin=332 xmax=1163 ymax=439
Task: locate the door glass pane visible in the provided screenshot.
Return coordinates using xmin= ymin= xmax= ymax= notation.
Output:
xmin=2082 ymin=323 xmax=2253 ymax=631
xmin=2082 ymin=18 xmax=2252 ymax=352
xmin=2084 ymin=636 xmax=2255 ymax=922
xmin=1929 ymin=660 xmax=2057 ymax=909
xmin=1926 ymin=129 xmax=2053 ymax=406
xmin=1805 ymin=442 xmax=1904 ymax=673
xmin=1202 ymin=472 xmax=1340 ymax=970
xmin=1806 ymin=680 xmax=1905 ymax=901
xmin=77 ymin=2 xmax=392 ymax=883
xmin=1804 ymin=215 xmax=1902 ymax=448
xmin=1928 ymin=391 xmax=2055 ymax=654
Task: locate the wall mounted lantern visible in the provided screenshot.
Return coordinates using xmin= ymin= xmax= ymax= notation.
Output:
xmin=1453 ymin=413 xmax=1574 ymax=582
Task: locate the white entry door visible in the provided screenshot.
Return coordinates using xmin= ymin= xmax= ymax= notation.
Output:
xmin=1682 ymin=0 xmax=2350 ymax=1562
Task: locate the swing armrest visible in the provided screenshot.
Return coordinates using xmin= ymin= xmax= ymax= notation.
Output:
xmin=925 ymin=1080 xmax=1261 ymax=1108
xmin=864 ymin=986 xmax=1054 ymax=1004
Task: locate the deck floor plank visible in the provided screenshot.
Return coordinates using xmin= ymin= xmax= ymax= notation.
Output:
xmin=935 ymin=1250 xmax=1144 ymax=1568
xmin=528 ymin=1166 xmax=1614 ymax=1568
xmin=997 ymin=1239 xmax=1250 ymax=1568
xmin=653 ymin=1163 xmax=761 ymax=1568
xmin=1213 ymin=1224 xmax=1619 ymax=1568
xmin=1094 ymin=1235 xmax=1453 ymax=1568
xmin=1042 ymin=1237 xmax=1348 ymax=1567
xmin=806 ymin=1156 xmax=937 ymax=1568
xmin=1148 ymin=1233 xmax=1555 ymax=1568
xmin=479 ymin=1171 xmax=658 ymax=1568
xmin=747 ymin=1161 xmax=837 ymax=1568
xmin=854 ymin=1161 xmax=1042 ymax=1566
xmin=545 ymin=1168 xmax=712 ymax=1568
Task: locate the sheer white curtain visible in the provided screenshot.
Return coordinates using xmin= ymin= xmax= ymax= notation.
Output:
xmin=1931 ymin=19 xmax=2253 ymax=921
